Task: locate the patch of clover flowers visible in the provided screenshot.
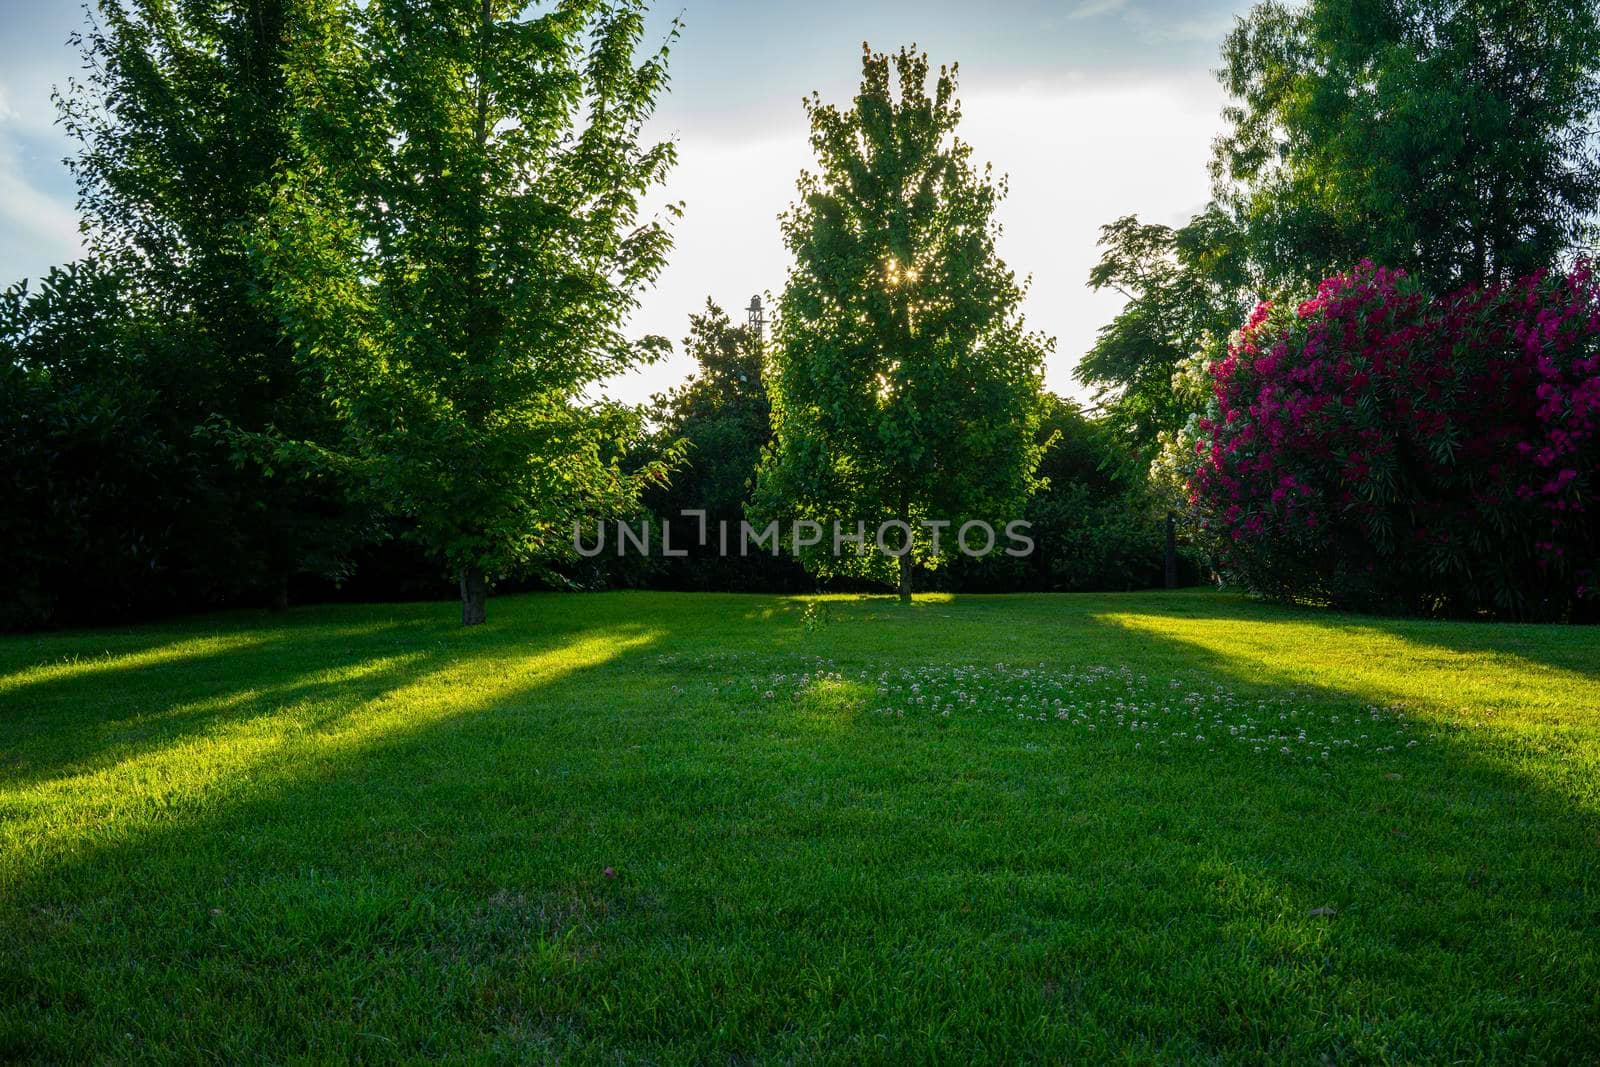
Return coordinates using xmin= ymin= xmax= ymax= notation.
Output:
xmin=659 ymin=653 xmax=1421 ymax=764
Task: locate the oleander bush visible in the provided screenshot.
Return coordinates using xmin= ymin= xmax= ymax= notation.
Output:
xmin=1190 ymin=261 xmax=1600 ymax=620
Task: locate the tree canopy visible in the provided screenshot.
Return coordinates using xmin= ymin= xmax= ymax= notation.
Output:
xmin=1076 ymin=208 xmax=1251 ymax=445
xmin=10 ymin=0 xmax=362 ymax=620
xmin=9 ymin=3 xmax=1598 ymax=627
xmin=646 ymin=300 xmax=771 ymax=523
xmin=1214 ymin=0 xmax=1600 ymax=292
xmin=755 ymin=46 xmax=1049 ymax=600
xmin=265 ymin=0 xmax=681 ymax=624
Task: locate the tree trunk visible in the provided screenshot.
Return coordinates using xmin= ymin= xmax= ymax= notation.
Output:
xmin=460 ymin=565 xmax=487 ymax=626
xmin=268 ymin=569 xmax=289 ymax=612
xmin=896 ymin=493 xmax=913 ymax=603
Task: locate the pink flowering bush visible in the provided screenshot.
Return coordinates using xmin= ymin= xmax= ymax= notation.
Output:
xmin=1189 ymin=261 xmax=1600 ymax=621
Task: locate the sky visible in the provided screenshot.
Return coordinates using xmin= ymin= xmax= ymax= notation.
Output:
xmin=0 ymin=0 xmax=1245 ymax=404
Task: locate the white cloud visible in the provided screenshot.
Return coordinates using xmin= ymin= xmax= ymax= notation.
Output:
xmin=962 ymin=75 xmax=1223 ymax=397
xmin=0 ymin=73 xmax=71 ymax=138
xmin=1066 ymin=0 xmax=1132 ymax=20
xmin=0 ymin=70 xmax=84 ymax=283
xmin=1128 ymin=8 xmax=1242 ymax=45
xmin=0 ymin=146 xmax=81 ymax=280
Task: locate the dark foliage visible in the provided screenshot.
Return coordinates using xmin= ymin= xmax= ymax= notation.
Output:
xmin=944 ymin=396 xmax=1201 ymax=592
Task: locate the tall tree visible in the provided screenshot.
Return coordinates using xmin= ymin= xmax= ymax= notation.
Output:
xmin=634 ymin=300 xmax=801 ymax=590
xmin=54 ymin=0 xmax=358 ymax=611
xmin=267 ymin=0 xmax=679 ymax=624
xmin=646 ymin=300 xmax=770 ymax=523
xmin=754 ymin=46 xmax=1049 ymax=602
xmin=1214 ymin=0 xmax=1600 ymax=292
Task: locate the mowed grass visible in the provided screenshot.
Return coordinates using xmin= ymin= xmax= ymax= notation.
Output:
xmin=1 ymin=591 xmax=1597 ymax=1062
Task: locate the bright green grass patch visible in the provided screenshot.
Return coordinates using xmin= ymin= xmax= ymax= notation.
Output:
xmin=1 ymin=591 xmax=1597 ymax=1061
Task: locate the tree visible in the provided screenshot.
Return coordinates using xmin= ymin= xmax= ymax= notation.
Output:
xmin=646 ymin=301 xmax=771 ymax=521
xmin=267 ymin=0 xmax=679 ymax=625
xmin=1076 ymin=208 xmax=1250 ymax=448
xmin=631 ymin=300 xmax=805 ymax=591
xmin=0 ymin=263 xmax=177 ymax=627
xmin=1083 ymin=0 xmax=1600 ymax=458
xmin=754 ymin=46 xmax=1049 ymax=602
xmin=1214 ymin=0 xmax=1600 ymax=293
xmin=52 ymin=0 xmax=361 ymax=611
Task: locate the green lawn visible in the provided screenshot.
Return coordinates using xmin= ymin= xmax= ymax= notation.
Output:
xmin=2 ymin=591 xmax=1597 ymax=1062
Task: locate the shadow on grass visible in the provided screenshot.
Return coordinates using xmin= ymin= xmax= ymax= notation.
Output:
xmin=1 ymin=615 xmax=664 ymax=801
xmin=1 ymin=590 xmax=1597 ymax=1060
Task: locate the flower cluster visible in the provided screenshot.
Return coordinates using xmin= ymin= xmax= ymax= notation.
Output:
xmin=1189 ymin=261 xmax=1600 ymax=619
xmin=684 ymin=654 xmax=1419 ymax=767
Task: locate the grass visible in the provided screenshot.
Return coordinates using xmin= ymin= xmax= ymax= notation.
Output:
xmin=1 ymin=589 xmax=1597 ymax=1062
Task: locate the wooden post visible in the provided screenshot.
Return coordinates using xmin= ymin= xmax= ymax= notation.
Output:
xmin=1164 ymin=511 xmax=1178 ymax=590
xmin=460 ymin=565 xmax=487 ymax=626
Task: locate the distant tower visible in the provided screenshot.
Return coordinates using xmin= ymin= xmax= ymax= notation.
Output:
xmin=746 ymin=295 xmax=765 ymax=339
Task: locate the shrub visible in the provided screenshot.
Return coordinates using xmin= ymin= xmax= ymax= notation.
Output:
xmin=1189 ymin=261 xmax=1599 ymax=620
xmin=945 ymin=395 xmax=1201 ymax=592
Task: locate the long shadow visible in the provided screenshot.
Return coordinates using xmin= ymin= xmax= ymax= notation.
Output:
xmin=2 ymin=597 xmax=685 ymax=1058
xmin=1079 ymin=604 xmax=1600 ymax=1055
xmin=0 ymin=592 xmax=705 ymax=788
xmin=0 ymin=633 xmax=432 ymax=786
xmin=2 ymin=590 xmax=1597 ymax=1060
xmin=0 ymin=609 xmax=437 ymax=698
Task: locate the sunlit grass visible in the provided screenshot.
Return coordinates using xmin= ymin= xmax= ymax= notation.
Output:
xmin=1 ymin=590 xmax=1597 ymax=1061
xmin=0 ymin=633 xmax=269 ymax=697
xmin=1098 ymin=608 xmax=1600 ymax=724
